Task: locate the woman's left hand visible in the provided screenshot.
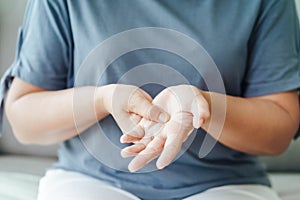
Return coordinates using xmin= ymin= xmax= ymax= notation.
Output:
xmin=120 ymin=85 xmax=210 ymax=172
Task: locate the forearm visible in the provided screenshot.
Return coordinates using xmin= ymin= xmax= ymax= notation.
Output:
xmin=201 ymin=91 xmax=299 ymax=155
xmin=6 ymin=84 xmax=110 ymax=145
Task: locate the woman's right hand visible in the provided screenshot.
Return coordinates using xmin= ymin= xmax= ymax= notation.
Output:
xmin=101 ymin=84 xmax=170 ymax=138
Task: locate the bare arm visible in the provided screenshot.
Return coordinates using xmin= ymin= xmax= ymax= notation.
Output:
xmin=122 ymin=86 xmax=299 ymax=172
xmin=201 ymin=90 xmax=299 ymax=155
xmin=5 ymin=78 xmax=109 ymax=145
xmin=5 ymin=78 xmax=168 ymax=145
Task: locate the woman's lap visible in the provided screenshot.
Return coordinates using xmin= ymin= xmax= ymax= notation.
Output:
xmin=37 ymin=169 xmax=140 ymax=200
xmin=38 ymin=169 xmax=281 ymax=200
xmin=184 ymin=184 xmax=281 ymax=200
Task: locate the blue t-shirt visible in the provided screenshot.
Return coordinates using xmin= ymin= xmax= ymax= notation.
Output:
xmin=1 ymin=0 xmax=300 ymax=199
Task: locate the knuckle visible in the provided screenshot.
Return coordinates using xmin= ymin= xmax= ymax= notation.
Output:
xmin=146 ymin=146 xmax=159 ymax=154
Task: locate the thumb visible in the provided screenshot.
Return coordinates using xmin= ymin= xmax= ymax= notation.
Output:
xmin=191 ymin=94 xmax=210 ymax=129
xmin=129 ymin=90 xmax=170 ymax=123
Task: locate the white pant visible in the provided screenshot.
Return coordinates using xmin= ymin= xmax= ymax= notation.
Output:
xmin=37 ymin=169 xmax=281 ymax=200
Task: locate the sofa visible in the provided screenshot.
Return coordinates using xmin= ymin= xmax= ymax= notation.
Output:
xmin=0 ymin=111 xmax=299 ymax=200
xmin=0 ymin=115 xmax=57 ymax=199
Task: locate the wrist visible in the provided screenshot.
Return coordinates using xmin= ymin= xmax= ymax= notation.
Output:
xmin=200 ymin=90 xmax=213 ymax=130
xmin=95 ymin=84 xmax=116 ymax=117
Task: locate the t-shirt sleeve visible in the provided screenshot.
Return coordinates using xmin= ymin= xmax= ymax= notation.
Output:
xmin=244 ymin=0 xmax=300 ymax=96
xmin=0 ymin=0 xmax=73 ymax=134
xmin=243 ymin=0 xmax=300 ymax=138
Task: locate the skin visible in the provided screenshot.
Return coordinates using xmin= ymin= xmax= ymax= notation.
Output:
xmin=5 ymin=78 xmax=169 ymax=144
xmin=121 ymin=85 xmax=209 ymax=171
xmin=5 ymin=78 xmax=300 ymax=172
xmin=121 ymin=85 xmax=300 ymax=172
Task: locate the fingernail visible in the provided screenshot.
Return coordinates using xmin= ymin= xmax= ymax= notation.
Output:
xmin=156 ymin=161 xmax=166 ymax=170
xmin=158 ymin=113 xmax=169 ymax=123
xmin=128 ymin=163 xmax=137 ymax=173
xmin=120 ymin=150 xmax=126 ymax=158
xmin=121 ymin=150 xmax=130 ymax=158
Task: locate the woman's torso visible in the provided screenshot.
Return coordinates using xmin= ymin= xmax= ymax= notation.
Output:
xmin=53 ymin=1 xmax=270 ymax=199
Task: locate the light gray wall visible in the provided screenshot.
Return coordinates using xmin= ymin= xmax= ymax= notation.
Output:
xmin=0 ymin=0 xmax=58 ymax=157
xmin=0 ymin=0 xmax=27 ymax=75
xmin=297 ymin=0 xmax=300 ymax=14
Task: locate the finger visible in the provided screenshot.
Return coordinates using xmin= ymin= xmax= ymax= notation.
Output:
xmin=120 ymin=116 xmax=161 ymax=144
xmin=191 ymin=94 xmax=210 ymax=128
xmin=140 ymin=118 xmax=165 ymax=139
xmin=156 ymin=138 xmax=182 ymax=170
xmin=120 ymin=119 xmax=162 ymax=156
xmin=121 ymin=136 xmax=153 ymax=157
xmin=120 ymin=134 xmax=140 ymax=143
xmin=120 ymin=118 xmax=162 ymax=144
xmin=129 ymin=113 xmax=143 ymax=124
xmin=128 ymin=90 xmax=170 ymax=123
xmin=156 ymin=129 xmax=184 ymax=170
xmin=121 ymin=143 xmax=146 ymax=158
xmin=116 ymin=111 xmax=145 ymax=138
xmin=119 ymin=113 xmax=143 ymax=143
xmin=128 ymin=136 xmax=165 ymax=172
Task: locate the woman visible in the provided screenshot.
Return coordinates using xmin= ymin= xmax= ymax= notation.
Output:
xmin=1 ymin=0 xmax=300 ymax=199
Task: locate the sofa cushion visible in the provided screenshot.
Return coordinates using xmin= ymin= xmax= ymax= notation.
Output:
xmin=261 ymin=139 xmax=300 ymax=172
xmin=0 ymin=172 xmax=40 ymax=200
xmin=0 ymin=155 xmax=56 ymax=176
xmin=269 ymin=173 xmax=300 ymax=200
